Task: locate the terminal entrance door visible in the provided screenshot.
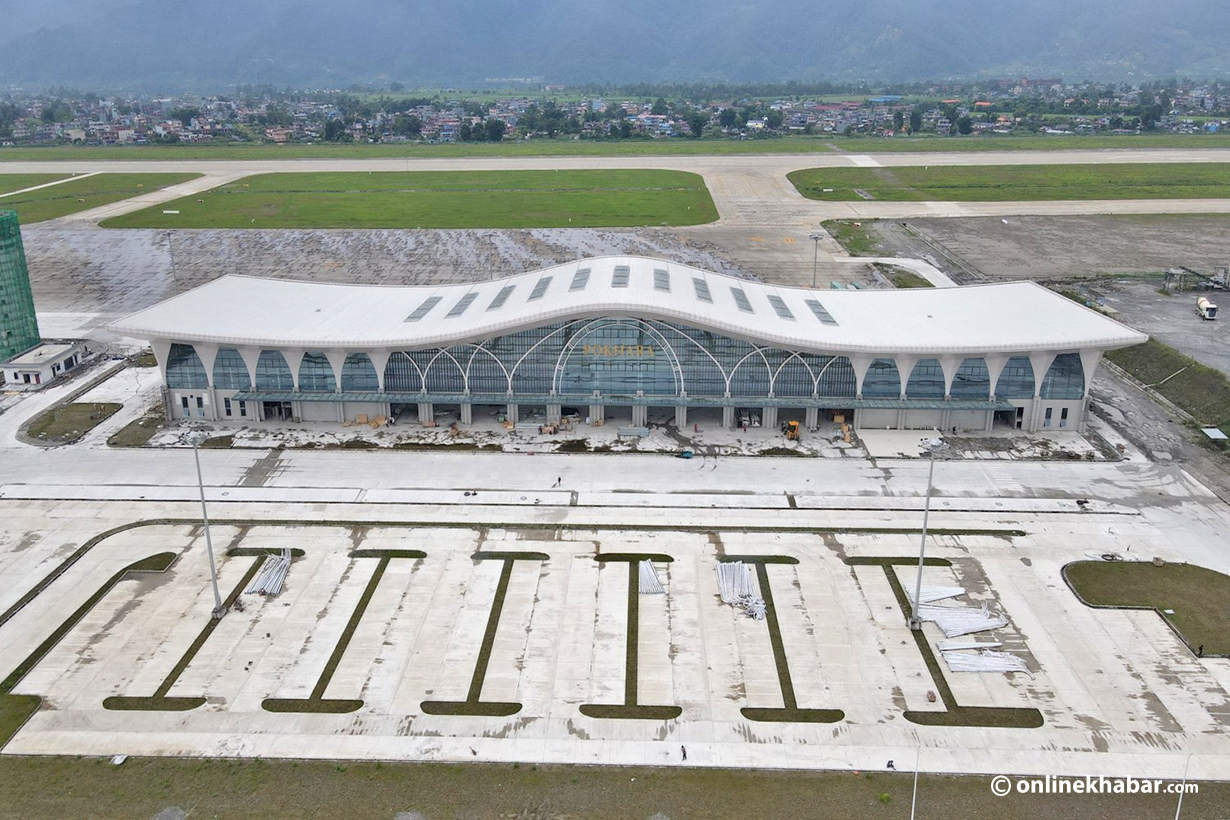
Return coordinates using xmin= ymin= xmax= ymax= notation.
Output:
xmin=263 ymin=401 xmax=293 ymax=421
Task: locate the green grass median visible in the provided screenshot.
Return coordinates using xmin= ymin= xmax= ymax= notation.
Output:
xmin=790 ymin=163 xmax=1230 ymax=202
xmin=0 ymin=173 xmax=199 ymax=222
xmin=102 ymin=169 xmax=718 ymax=229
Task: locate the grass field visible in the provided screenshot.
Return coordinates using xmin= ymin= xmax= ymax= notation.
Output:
xmin=102 ymin=170 xmax=718 ymax=229
xmin=1064 ymin=560 xmax=1230 ymax=655
xmin=0 ymin=756 xmax=1219 ymax=819
xmin=822 ymin=219 xmax=884 ymax=256
xmin=5 ymin=133 xmax=1230 ymax=161
xmin=0 ymin=174 xmax=68 ymax=195
xmin=789 ymin=163 xmax=1230 ymax=202
xmin=0 ymin=173 xmax=199 ymax=223
xmin=25 ymin=402 xmax=121 ymax=444
xmin=1105 ymin=338 xmax=1230 ymax=432
xmin=876 ymin=263 xmax=934 ymax=288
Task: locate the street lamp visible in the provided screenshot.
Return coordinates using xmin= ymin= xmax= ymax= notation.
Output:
xmin=164 ymin=230 xmax=177 ymax=286
xmin=808 ymin=231 xmax=824 ymax=288
xmin=908 ymin=436 xmax=951 ymax=630
xmin=189 ymin=432 xmax=225 ymax=619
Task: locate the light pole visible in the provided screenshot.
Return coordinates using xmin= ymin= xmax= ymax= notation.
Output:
xmin=909 ymin=437 xmax=950 ymax=630
xmin=190 ymin=433 xmax=225 ymax=619
xmin=808 ymin=231 xmax=823 ymax=288
xmin=165 ymin=230 xmax=177 ymax=286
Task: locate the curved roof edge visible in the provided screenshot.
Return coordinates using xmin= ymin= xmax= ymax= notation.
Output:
xmin=109 ymin=255 xmax=1148 ymax=357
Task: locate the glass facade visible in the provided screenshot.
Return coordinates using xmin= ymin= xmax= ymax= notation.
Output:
xmin=905 ymin=359 xmax=945 ymax=398
xmin=950 ymin=358 xmax=990 ymax=398
xmin=160 ymin=318 xmax=1070 ymax=410
xmin=340 ymin=353 xmax=378 ymax=391
xmin=166 ymin=343 xmax=208 ymax=389
xmin=255 ymin=350 xmax=294 ymax=390
xmin=996 ymin=356 xmax=1035 ymax=399
xmin=0 ymin=210 xmax=40 ymax=360
xmin=1041 ymin=353 xmax=1085 ymax=399
xmin=298 ymin=352 xmax=336 ymax=392
xmin=212 ymin=348 xmax=251 ymax=389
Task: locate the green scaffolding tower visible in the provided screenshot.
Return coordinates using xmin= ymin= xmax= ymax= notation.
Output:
xmin=0 ymin=210 xmax=40 ymax=360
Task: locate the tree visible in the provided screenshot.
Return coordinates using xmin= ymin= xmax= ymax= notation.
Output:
xmin=718 ymin=108 xmax=738 ymax=129
xmin=651 ymin=97 xmax=669 ymax=116
xmin=619 ymin=121 xmax=633 ymax=139
xmin=323 ymin=119 xmax=348 ymax=142
xmin=168 ymin=106 xmax=201 ymax=126
xmin=459 ymin=122 xmax=472 ymax=141
xmin=484 ymin=118 xmax=506 ymax=142
xmin=893 ymin=110 xmax=904 ymax=131
xmin=764 ymin=109 xmax=784 ymax=129
xmin=688 ymin=113 xmax=707 ymax=138
xmin=909 ymin=106 xmax=923 ymax=133
xmin=957 ymin=115 xmax=972 ymax=135
xmin=40 ymin=106 xmax=56 ymax=124
xmin=394 ymin=115 xmax=422 ymax=137
xmin=389 ymin=81 xmax=404 ymax=92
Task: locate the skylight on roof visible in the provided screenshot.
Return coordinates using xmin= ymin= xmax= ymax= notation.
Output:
xmin=570 ymin=268 xmax=591 ymax=291
xmin=528 ymin=276 xmax=553 ymax=301
xmin=612 ymin=265 xmax=630 ymax=288
xmin=731 ymin=287 xmax=753 ymax=313
xmin=404 ymin=296 xmax=442 ymax=322
xmin=446 ymin=292 xmax=480 ymax=317
xmin=693 ymin=277 xmax=712 ymax=303
xmin=767 ymin=294 xmax=795 ymax=320
xmin=805 ymin=299 xmax=839 ymax=325
xmin=488 ymin=284 xmax=515 ymax=310
xmin=653 ymin=268 xmax=670 ymax=292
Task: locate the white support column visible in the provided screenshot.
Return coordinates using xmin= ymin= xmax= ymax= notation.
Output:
xmin=324 ymin=349 xmax=347 ymax=393
xmin=848 ymin=354 xmax=874 ymax=399
xmin=983 ymin=354 xmax=1009 ymax=400
xmin=368 ymin=349 xmax=392 ymax=392
xmin=150 ymin=339 xmax=172 ymax=385
xmin=460 ymin=403 xmax=473 ymax=425
xmin=589 ymin=403 xmax=604 ymax=423
xmin=722 ymin=406 xmax=734 ymax=428
xmin=805 ymin=406 xmax=818 ymax=431
xmin=1027 ymin=351 xmax=1057 ymax=431
xmin=283 ymin=348 xmax=305 ymax=392
xmin=674 ymin=405 xmax=687 ymax=428
xmin=547 ymin=404 xmax=562 ymax=423
xmin=237 ymin=346 xmax=262 ymax=391
xmin=1078 ymin=348 xmax=1103 ymax=432
xmin=506 ymin=403 xmax=519 ymax=424
xmin=195 ymin=343 xmax=220 ymax=421
xmin=762 ymin=406 xmax=778 ymax=429
xmin=938 ymin=355 xmax=961 ymax=399
xmin=894 ymin=355 xmax=919 ymax=399
xmin=418 ymin=402 xmax=434 ymax=424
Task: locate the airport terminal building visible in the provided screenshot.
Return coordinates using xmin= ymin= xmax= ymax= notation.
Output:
xmin=111 ymin=256 xmax=1147 ymax=434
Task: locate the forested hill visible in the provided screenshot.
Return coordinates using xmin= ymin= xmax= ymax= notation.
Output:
xmin=2 ymin=0 xmax=1227 ymax=90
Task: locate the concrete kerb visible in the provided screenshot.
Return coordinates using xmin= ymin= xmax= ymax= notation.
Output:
xmin=15 ymin=358 xmax=132 ymax=448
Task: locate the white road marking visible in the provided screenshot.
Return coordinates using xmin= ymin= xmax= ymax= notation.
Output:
xmin=847 ymin=155 xmax=882 ymax=167
xmin=0 ymin=171 xmax=100 ymax=199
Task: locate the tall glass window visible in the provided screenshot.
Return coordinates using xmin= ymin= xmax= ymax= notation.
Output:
xmin=995 ymin=356 xmax=1035 ymax=399
xmin=166 ymin=343 xmax=208 ymax=389
xmin=340 ymin=353 xmax=378 ymax=392
xmin=212 ymin=347 xmax=251 ymax=390
xmin=384 ymin=352 xmax=422 ymax=392
xmin=905 ymin=359 xmax=945 ymax=398
xmin=1041 ymin=353 xmax=1085 ymax=399
xmin=255 ymin=350 xmax=293 ymax=390
xmin=298 ymin=352 xmax=336 ymax=392
xmin=862 ymin=358 xmax=900 ymax=398
xmin=467 ymin=345 xmax=510 ymax=394
xmin=949 ymin=358 xmax=990 ymax=398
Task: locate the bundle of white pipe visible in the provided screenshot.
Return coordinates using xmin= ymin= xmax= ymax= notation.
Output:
xmin=918 ymin=602 xmax=1007 ymax=637
xmin=716 ymin=562 xmax=756 ymax=603
xmin=907 ymin=585 xmax=965 ymax=605
xmin=244 ymin=548 xmax=292 ymax=596
xmin=638 ymin=560 xmax=665 ymax=594
xmin=941 ymin=649 xmax=1031 ymax=676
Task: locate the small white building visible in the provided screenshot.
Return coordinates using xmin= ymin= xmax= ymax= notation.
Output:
xmin=2 ymin=341 xmax=87 ymax=389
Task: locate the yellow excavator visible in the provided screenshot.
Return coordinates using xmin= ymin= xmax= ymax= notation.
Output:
xmin=781 ymin=420 xmax=801 ymax=441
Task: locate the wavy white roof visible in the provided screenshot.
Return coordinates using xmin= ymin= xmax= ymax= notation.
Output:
xmin=109 ymin=255 xmax=1147 ymax=356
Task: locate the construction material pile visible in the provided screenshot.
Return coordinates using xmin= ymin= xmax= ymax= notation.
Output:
xmin=638 ymin=560 xmax=665 ymax=594
xmin=716 ymin=562 xmax=765 ymax=621
xmin=244 ymin=549 xmax=291 ymax=596
xmin=916 ymin=586 xmax=1029 ymax=675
